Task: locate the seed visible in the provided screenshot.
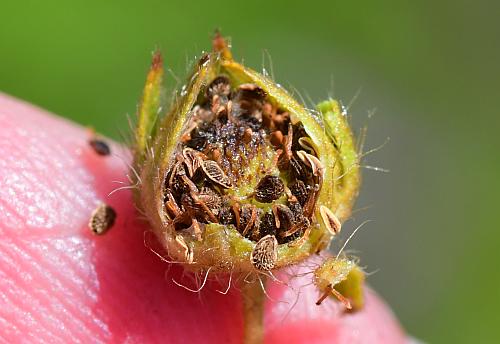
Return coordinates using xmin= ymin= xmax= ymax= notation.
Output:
xmin=207 ymin=75 xmax=231 ymax=99
xmin=242 ymin=206 xmax=258 ymax=237
xmin=298 ymin=137 xmax=317 ymax=155
xmin=219 ymin=205 xmax=235 ymax=225
xmin=289 ymin=157 xmax=309 ymax=180
xmin=296 ymin=150 xmax=325 ymax=178
xmin=289 ymin=180 xmax=310 ymax=206
xmin=288 ymin=201 xmax=305 ymax=219
xmin=272 ymin=204 xmax=294 ymax=229
xmin=89 ymin=203 xmax=116 ymax=235
xmin=180 ymin=189 xmax=219 ymax=224
xmin=198 ymin=187 xmax=222 ymax=216
xmin=254 ymin=175 xmax=284 ymax=203
xmin=236 ymin=204 xmax=258 ymax=237
xmin=320 ymin=205 xmax=342 ymax=235
xmin=182 ymin=147 xmax=203 ymax=177
xmin=273 ymin=111 xmax=289 ymax=127
xmin=211 ymin=148 xmax=221 ymax=162
xmin=251 ymin=235 xmax=278 ymax=271
xmin=201 ymin=160 xmax=232 ymax=188
xmin=88 ymin=139 xmax=111 ymax=156
xmin=167 ymin=161 xmax=185 ymax=193
xmin=259 ymin=212 xmax=277 ymax=237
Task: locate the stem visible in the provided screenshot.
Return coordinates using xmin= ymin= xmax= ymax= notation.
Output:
xmin=241 ymin=278 xmax=266 ymax=344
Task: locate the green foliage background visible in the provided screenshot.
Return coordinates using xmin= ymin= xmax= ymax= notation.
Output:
xmin=1 ymin=1 xmax=498 ymax=342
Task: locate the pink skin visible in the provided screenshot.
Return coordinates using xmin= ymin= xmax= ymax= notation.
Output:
xmin=0 ymin=93 xmax=406 ymax=343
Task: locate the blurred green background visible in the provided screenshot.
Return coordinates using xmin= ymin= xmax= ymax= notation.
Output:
xmin=1 ymin=0 xmax=499 ymax=342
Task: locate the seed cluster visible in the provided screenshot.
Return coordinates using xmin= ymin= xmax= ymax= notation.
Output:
xmin=163 ymin=75 xmax=325 ymax=245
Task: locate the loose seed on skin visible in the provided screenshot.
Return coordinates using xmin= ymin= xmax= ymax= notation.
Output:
xmin=250 ymin=235 xmax=278 ymax=271
xmin=88 ymin=138 xmax=111 ymax=156
xmin=319 ymin=205 xmax=342 ymax=235
xmin=89 ymin=203 xmax=116 ymax=235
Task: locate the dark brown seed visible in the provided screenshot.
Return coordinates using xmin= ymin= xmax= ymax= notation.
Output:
xmin=201 ymin=160 xmax=231 ymax=188
xmin=237 ymin=204 xmax=258 ymax=237
xmin=219 ymin=206 xmax=235 ymax=225
xmin=254 ymin=175 xmax=284 ymax=203
xmin=288 ymin=201 xmax=304 ymax=219
xmin=273 ymin=202 xmax=309 ymax=244
xmin=259 ymin=212 xmax=277 ymax=237
xmin=251 ymin=235 xmax=278 ymax=271
xmin=288 ymin=223 xmax=312 ymax=247
xmin=289 ymin=180 xmax=310 ymax=206
xmin=289 ymin=157 xmax=309 ymax=180
xmin=167 ymin=161 xmax=186 ymax=195
xmin=89 ymin=203 xmax=116 ymax=235
xmin=88 ymin=139 xmax=110 ymax=156
xmin=272 ymin=204 xmax=294 ymax=230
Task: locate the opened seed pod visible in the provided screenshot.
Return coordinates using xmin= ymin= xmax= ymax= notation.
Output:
xmin=132 ymin=33 xmax=364 ymax=341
